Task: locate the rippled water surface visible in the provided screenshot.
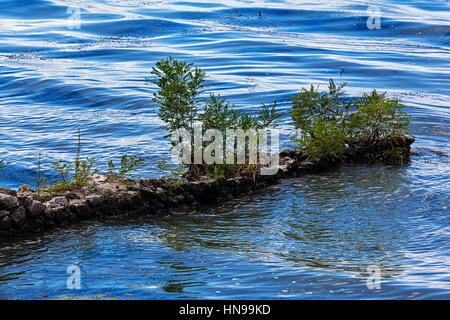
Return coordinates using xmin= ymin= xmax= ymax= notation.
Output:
xmin=0 ymin=0 xmax=449 ymax=299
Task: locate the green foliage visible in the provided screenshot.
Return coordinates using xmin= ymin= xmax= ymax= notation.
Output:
xmin=294 ymin=119 xmax=347 ymax=160
xmin=156 ymin=158 xmax=171 ymax=178
xmin=71 ymin=129 xmax=98 ymax=187
xmin=50 ymin=160 xmax=73 ymax=185
xmin=290 ymin=80 xmax=350 ymax=134
xmin=151 ymin=58 xmax=282 ymax=179
xmin=151 ymin=56 xmax=206 ymax=138
xmin=350 ymin=90 xmax=411 ymax=144
xmin=205 ymin=165 xmax=224 ymax=179
xmin=169 ymin=163 xmax=186 ymax=180
xmin=108 ymin=155 xmax=146 ymax=178
xmin=42 ymin=129 xmax=99 ymax=193
xmin=290 ymin=79 xmax=351 ymax=160
xmin=156 ymin=159 xmax=186 ymax=180
xmin=290 ymin=79 xmax=411 ymax=163
xmin=199 ymin=94 xmax=241 ymax=132
xmin=73 ymin=157 xmax=98 ymax=187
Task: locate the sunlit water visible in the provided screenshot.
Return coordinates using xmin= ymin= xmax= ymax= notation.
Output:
xmin=0 ymin=0 xmax=449 ymax=299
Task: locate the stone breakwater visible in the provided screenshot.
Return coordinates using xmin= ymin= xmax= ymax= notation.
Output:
xmin=0 ymin=136 xmax=414 ymax=240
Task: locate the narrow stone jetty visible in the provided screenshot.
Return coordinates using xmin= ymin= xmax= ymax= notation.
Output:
xmin=0 ymin=135 xmax=414 ymax=240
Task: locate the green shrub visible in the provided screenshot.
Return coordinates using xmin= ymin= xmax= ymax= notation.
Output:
xmin=71 ymin=129 xmax=98 ymax=187
xmin=290 ymin=80 xmax=411 ymax=163
xmin=350 ymin=90 xmax=411 ymax=144
xmin=199 ymin=94 xmax=241 ymax=133
xmin=293 ymin=119 xmax=347 ymax=160
xmin=290 ymin=79 xmax=351 ymax=160
xmin=50 ymin=159 xmax=73 ymax=185
xmin=151 ymin=56 xmax=206 ymax=139
xmin=151 ymin=57 xmax=281 ymax=179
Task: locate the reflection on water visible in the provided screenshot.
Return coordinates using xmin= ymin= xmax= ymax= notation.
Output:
xmin=0 ymin=0 xmax=449 ymax=299
xmin=0 ymin=158 xmax=448 ymax=299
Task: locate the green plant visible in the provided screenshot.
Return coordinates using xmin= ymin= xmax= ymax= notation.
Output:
xmin=290 ymin=79 xmax=351 ymax=160
xmin=205 ymin=165 xmax=224 ymax=179
xmin=73 ymin=157 xmax=98 ymax=187
xmin=151 ymin=58 xmax=282 ymax=179
xmin=156 ymin=159 xmax=186 ymax=180
xmin=350 ymin=90 xmax=411 ymax=144
xmin=294 ymin=119 xmax=347 ymax=160
xmin=289 ymin=79 xmax=411 ymax=163
xmin=199 ymin=94 xmax=241 ymax=132
xmin=169 ymin=163 xmax=186 ymax=180
xmin=156 ymin=158 xmax=171 ymax=178
xmin=50 ymin=159 xmax=73 ymax=185
xmin=44 ymin=129 xmax=99 ymax=193
xmin=108 ymin=154 xmax=146 ymax=178
xmin=151 ymin=56 xmax=206 ymax=139
xmin=71 ymin=129 xmax=98 ymax=187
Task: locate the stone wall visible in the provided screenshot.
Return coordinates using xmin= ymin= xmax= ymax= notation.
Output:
xmin=0 ymin=136 xmax=414 ymax=240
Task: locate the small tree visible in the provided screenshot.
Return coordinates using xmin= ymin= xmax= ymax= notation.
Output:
xmin=151 ymin=56 xmax=206 ymax=140
xmin=151 ymin=57 xmax=281 ymax=179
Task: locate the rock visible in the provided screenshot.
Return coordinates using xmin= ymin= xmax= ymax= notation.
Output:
xmin=29 ymin=201 xmax=46 ymax=216
xmin=96 ymin=182 xmax=117 ymax=194
xmin=89 ymin=174 xmax=108 ymax=185
xmin=85 ymin=194 xmax=104 ymax=207
xmin=19 ymin=195 xmax=33 ymax=207
xmin=299 ymin=160 xmax=314 ymax=168
xmin=0 ymin=216 xmax=13 ymax=231
xmin=0 ymin=210 xmax=9 ymax=218
xmin=280 ymin=149 xmax=297 ymax=158
xmin=405 ymin=135 xmax=415 ymax=145
xmin=51 ymin=207 xmax=69 ymax=223
xmin=156 ymin=187 xmax=164 ymax=194
xmin=0 ymin=187 xmax=17 ymax=196
xmin=10 ymin=207 xmax=26 ymax=226
xmin=18 ymin=185 xmax=32 ymax=193
xmin=69 ymin=200 xmax=90 ymax=219
xmin=0 ymin=193 xmax=20 ymax=210
xmin=64 ymin=191 xmax=81 ymax=200
xmin=173 ymin=194 xmax=184 ymax=205
xmin=47 ymin=196 xmax=69 ymax=209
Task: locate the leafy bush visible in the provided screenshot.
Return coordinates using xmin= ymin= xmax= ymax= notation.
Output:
xmin=151 ymin=56 xmax=206 ymax=139
xmin=50 ymin=159 xmax=73 ymax=186
xmin=350 ymin=90 xmax=411 ymax=144
xmin=151 ymin=57 xmax=281 ymax=179
xmin=294 ymin=119 xmax=348 ymax=160
xmin=290 ymin=79 xmax=411 ymax=163
xmin=290 ymin=80 xmax=351 ymax=160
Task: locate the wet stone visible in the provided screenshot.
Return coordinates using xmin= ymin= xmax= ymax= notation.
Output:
xmin=11 ymin=207 xmax=26 ymax=226
xmin=0 ymin=193 xmax=20 ymax=210
xmin=29 ymin=201 xmax=46 ymax=216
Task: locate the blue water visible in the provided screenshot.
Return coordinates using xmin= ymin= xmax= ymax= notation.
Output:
xmin=0 ymin=0 xmax=449 ymax=299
